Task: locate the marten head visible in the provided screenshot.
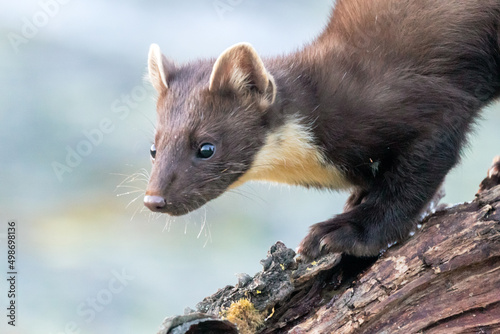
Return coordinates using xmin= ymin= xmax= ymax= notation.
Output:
xmin=144 ymin=43 xmax=277 ymax=215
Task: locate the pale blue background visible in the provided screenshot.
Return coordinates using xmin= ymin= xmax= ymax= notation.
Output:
xmin=1 ymin=1 xmax=499 ymax=333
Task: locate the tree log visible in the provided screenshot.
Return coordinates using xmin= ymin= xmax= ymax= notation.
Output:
xmin=158 ymin=157 xmax=500 ymax=334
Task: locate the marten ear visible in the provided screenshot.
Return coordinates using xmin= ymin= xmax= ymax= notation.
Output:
xmin=209 ymin=43 xmax=276 ymax=103
xmin=148 ymin=44 xmax=172 ymax=93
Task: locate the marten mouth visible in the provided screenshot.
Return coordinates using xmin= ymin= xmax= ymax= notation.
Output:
xmin=162 ymin=206 xmax=195 ymax=216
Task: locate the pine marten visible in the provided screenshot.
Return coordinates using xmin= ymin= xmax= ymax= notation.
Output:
xmin=143 ymin=0 xmax=500 ymax=259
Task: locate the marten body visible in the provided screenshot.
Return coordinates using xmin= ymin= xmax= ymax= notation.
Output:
xmin=144 ymin=0 xmax=500 ymax=259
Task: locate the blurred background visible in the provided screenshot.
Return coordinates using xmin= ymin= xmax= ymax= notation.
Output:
xmin=1 ymin=0 xmax=499 ymax=333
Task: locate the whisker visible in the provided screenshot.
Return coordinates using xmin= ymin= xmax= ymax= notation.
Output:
xmin=130 ymin=202 xmax=145 ymax=221
xmin=112 ymin=167 xmax=152 ymax=221
xmin=125 ymin=192 xmax=146 ymax=209
xmin=184 ymin=208 xmax=190 ymax=235
xmin=117 ymin=189 xmax=145 ymax=197
xmin=227 ymin=188 xmax=266 ymax=205
xmin=197 ymin=207 xmax=208 ymax=239
xmin=115 ymin=173 xmax=149 ymax=191
xmin=163 ymin=216 xmax=174 ymax=232
xmin=116 ymin=184 xmax=146 ymax=190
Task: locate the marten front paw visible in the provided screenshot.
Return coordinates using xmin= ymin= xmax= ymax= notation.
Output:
xmin=298 ymin=218 xmax=383 ymax=260
xmin=296 ymin=228 xmax=322 ymax=260
xmin=297 ymin=221 xmax=349 ymax=261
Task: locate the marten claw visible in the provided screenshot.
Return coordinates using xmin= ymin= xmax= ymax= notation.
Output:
xmin=297 ymin=222 xmax=343 ymax=260
xmin=297 ymin=232 xmax=322 ymax=261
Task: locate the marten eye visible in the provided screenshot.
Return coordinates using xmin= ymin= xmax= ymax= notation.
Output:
xmin=197 ymin=143 xmax=215 ymax=159
xmin=150 ymin=144 xmax=156 ymax=160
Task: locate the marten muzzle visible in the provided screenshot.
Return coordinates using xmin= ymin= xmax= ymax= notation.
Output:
xmin=144 ymin=161 xmax=222 ymax=216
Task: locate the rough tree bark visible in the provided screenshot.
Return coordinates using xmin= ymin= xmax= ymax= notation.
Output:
xmin=158 ymin=157 xmax=500 ymax=334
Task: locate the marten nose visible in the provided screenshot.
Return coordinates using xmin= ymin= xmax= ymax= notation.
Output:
xmin=144 ymin=195 xmax=166 ymax=212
